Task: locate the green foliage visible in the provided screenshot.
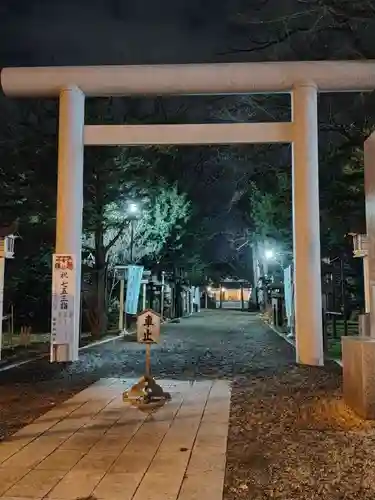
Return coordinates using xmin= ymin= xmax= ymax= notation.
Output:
xmin=94 ymin=183 xmax=190 ymax=265
xmin=81 ymin=143 xmax=191 ymax=336
xmin=249 ymin=169 xmax=292 ymax=246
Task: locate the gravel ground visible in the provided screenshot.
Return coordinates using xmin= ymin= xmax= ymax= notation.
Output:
xmin=225 ymin=360 xmax=375 ymax=499
xmin=1 ymin=310 xmax=375 ymax=499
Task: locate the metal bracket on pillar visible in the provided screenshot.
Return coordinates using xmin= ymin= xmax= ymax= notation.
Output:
xmin=350 ymin=233 xmax=369 ymax=258
xmin=349 ymin=233 xmax=370 ymax=324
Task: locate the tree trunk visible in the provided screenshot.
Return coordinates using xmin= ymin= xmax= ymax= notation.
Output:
xmin=85 ymin=220 xmax=108 ymax=338
xmin=93 ymin=224 xmax=108 ymax=338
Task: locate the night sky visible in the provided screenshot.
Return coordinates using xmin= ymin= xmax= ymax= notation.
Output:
xmin=0 ymin=0 xmax=253 ymax=67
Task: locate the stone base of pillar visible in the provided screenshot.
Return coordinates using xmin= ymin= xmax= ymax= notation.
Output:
xmin=342 ymin=336 xmax=375 ymax=419
xmin=51 ymin=344 xmax=76 ymax=363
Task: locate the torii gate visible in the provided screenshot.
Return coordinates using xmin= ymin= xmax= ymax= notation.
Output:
xmin=2 ymin=61 xmax=375 ymax=367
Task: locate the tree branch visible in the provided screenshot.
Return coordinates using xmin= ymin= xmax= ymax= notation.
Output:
xmin=105 ymin=220 xmax=130 ymax=253
xmin=217 ymin=26 xmax=312 ymax=55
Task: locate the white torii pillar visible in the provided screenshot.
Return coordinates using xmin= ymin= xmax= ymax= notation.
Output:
xmin=364 ymin=134 xmax=375 ymax=331
xmin=292 ymin=83 xmax=324 ymax=366
xmin=53 ymin=86 xmax=85 ymax=362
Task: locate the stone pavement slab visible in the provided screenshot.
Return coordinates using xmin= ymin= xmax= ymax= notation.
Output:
xmin=0 ymin=377 xmax=230 ymax=500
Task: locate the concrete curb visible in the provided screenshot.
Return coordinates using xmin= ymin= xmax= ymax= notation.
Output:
xmin=0 ymin=332 xmax=129 ymax=373
xmin=265 ymin=320 xmax=296 ymax=348
xmin=0 ymin=355 xmax=46 ymax=373
xmin=78 ymin=333 xmax=126 ymax=351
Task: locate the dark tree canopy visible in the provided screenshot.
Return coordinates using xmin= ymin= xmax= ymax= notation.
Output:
xmin=0 ymin=1 xmax=373 ymax=329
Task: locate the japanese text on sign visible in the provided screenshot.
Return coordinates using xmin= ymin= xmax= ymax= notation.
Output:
xmin=137 ymin=309 xmax=161 ymax=344
xmin=142 ymin=314 xmax=154 ymax=342
xmin=51 ymin=254 xmax=75 ymax=345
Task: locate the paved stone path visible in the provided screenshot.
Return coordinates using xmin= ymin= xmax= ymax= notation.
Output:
xmin=0 ymin=378 xmax=230 ymax=500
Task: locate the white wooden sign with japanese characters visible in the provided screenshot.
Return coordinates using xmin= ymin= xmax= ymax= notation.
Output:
xmin=51 ymin=254 xmax=76 ymax=345
xmin=137 ymin=309 xmax=161 ymax=344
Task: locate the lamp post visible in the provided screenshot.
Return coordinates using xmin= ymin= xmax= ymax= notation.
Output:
xmin=263 ymin=247 xmax=292 ymax=314
xmin=160 ymin=271 xmax=165 ymax=318
xmin=129 ymin=219 xmax=134 ymax=263
xmin=220 ymin=286 xmax=226 ymax=308
xmin=262 ymin=249 xmax=276 ymax=309
xmin=127 ymin=202 xmax=139 ymax=264
xmin=119 ymin=202 xmax=140 ymax=332
xmin=205 ymin=286 xmax=211 ymax=309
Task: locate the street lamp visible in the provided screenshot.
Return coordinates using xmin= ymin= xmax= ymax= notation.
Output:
xmin=265 ymin=249 xmax=274 ymax=260
xmin=220 ymin=286 xmax=226 ymax=309
xmin=204 ymin=286 xmax=212 ymax=309
xmin=121 ymin=201 xmax=141 ymax=332
xmin=265 ymin=248 xmax=291 ymax=270
xmin=128 ymin=202 xmax=139 ymax=215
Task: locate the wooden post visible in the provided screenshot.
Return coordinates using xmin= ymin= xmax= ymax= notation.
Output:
xmin=160 ymin=271 xmax=165 ymax=319
xmin=11 ymin=304 xmax=14 ymax=342
xmin=145 ymin=343 xmax=151 ymax=376
xmin=0 ymin=257 xmax=5 ymax=360
xmin=119 ymin=278 xmax=125 ymax=331
xmin=142 ymin=282 xmax=147 ymax=310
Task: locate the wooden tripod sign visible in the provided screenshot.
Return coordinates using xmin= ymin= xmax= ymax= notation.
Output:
xmin=137 ymin=309 xmax=161 ymax=377
xmin=124 ymin=309 xmax=169 ymax=413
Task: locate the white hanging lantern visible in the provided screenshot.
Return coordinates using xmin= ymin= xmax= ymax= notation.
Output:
xmin=0 ymin=235 xmax=16 ymax=259
xmin=351 ymin=233 xmax=369 ymax=258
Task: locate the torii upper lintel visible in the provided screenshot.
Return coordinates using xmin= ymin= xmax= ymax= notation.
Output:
xmin=1 ymin=60 xmax=375 ymax=98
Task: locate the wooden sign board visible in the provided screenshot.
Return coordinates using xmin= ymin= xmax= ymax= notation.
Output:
xmin=137 ymin=309 xmax=161 ymax=344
